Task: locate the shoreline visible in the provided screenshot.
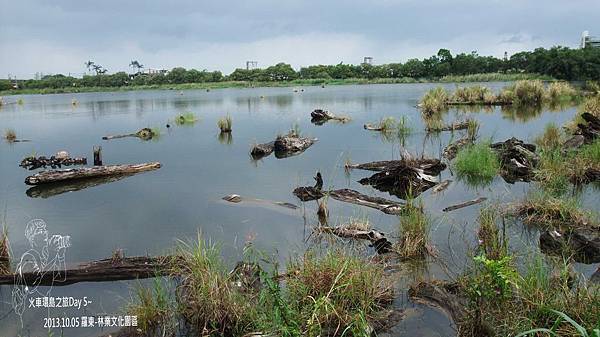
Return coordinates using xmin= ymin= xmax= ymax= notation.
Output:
xmin=0 ymin=73 xmax=553 ymax=96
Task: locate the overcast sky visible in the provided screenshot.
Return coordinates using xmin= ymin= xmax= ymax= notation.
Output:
xmin=1 ymin=0 xmax=598 ymax=78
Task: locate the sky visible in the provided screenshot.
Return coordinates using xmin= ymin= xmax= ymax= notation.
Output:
xmin=1 ymin=0 xmax=599 ymax=79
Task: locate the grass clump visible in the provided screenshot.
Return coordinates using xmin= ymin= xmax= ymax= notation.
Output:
xmin=454 ymin=141 xmax=500 ymax=184
xmin=0 ymin=225 xmax=10 ymax=274
xmin=477 ymin=208 xmax=507 ymax=261
xmin=514 ymin=192 xmax=597 ymax=230
xmin=535 ymin=123 xmax=564 ymax=151
xmin=581 ymin=95 xmax=600 ymax=117
xmin=129 ymin=278 xmax=177 ymax=335
xmin=286 ymin=249 xmax=393 ymax=336
xmin=452 ymin=85 xmax=494 ymax=103
xmin=545 ymin=81 xmax=577 ymax=102
xmin=4 ymin=129 xmax=16 ymax=142
xmin=175 ymin=112 xmax=198 ymax=125
xmin=420 ymin=87 xmax=449 ymax=115
xmin=499 ymin=80 xmax=545 ymax=105
xmin=396 ymin=203 xmax=430 ymax=258
xmin=218 ymin=114 xmax=233 ymax=132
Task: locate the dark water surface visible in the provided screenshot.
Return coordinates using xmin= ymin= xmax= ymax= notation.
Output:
xmin=1 ymin=83 xmax=598 ymax=336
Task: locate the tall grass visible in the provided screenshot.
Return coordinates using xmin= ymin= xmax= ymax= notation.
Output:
xmin=0 ymin=225 xmax=10 ymax=274
xmin=396 ymin=203 xmax=430 ymax=258
xmin=217 ymin=114 xmax=233 ymax=132
xmin=454 ymin=141 xmax=500 ymax=184
xmin=477 ymin=208 xmax=507 ymax=261
xmin=452 ymin=85 xmax=494 ymax=103
xmin=546 ymin=82 xmax=577 ymax=101
xmin=501 ymin=80 xmax=545 ymax=105
xmin=420 ymin=87 xmax=449 ymax=115
xmin=3 ymin=129 xmax=16 ymax=142
xmin=535 ymin=123 xmax=563 ymax=151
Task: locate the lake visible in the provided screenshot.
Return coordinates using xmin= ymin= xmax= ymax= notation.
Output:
xmin=0 ymin=83 xmax=598 ymax=336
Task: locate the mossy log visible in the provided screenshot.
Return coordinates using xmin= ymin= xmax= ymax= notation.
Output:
xmin=24 ymin=162 xmax=161 ymax=185
xmin=317 ymin=225 xmax=393 ymax=254
xmin=540 ymin=229 xmax=600 ymax=264
xmin=329 ymin=188 xmax=406 ymax=215
xmin=20 ymin=155 xmax=87 ymax=170
xmin=0 ymin=256 xmax=178 ymax=286
xmin=425 ymin=120 xmax=471 ymax=132
xmin=443 ymin=137 xmax=473 ymax=160
xmin=102 ymin=128 xmax=155 ymax=140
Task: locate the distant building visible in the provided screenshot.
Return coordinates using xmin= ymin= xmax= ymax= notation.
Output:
xmin=581 ymin=31 xmax=600 ymax=48
xmin=363 ymin=56 xmax=373 ymax=65
xmin=145 ymin=68 xmax=168 ymax=75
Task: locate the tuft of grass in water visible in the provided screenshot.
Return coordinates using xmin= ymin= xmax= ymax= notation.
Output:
xmin=466 ymin=118 xmax=480 ymax=140
xmin=545 ymin=81 xmax=577 ymax=102
xmin=477 ymin=207 xmax=507 ymax=261
xmin=500 ymin=80 xmax=545 ymax=105
xmin=397 ymin=115 xmax=412 ymax=136
xmin=395 ymin=202 xmax=430 ymax=259
xmin=175 ymin=112 xmax=198 ymax=125
xmin=217 ymin=114 xmax=233 ymax=132
xmin=71 ymin=98 xmax=78 ymax=105
xmin=514 ymin=191 xmax=597 ymax=230
xmin=420 ymin=87 xmax=449 ymax=115
xmin=535 ymin=148 xmax=571 ymax=196
xmin=0 ymin=225 xmax=10 ymax=274
xmin=452 ymin=85 xmax=494 ymax=103
xmin=535 ymin=123 xmax=564 ymax=151
xmin=16 ymin=98 xmax=24 ymax=105
xmin=286 ymin=249 xmax=393 ymax=336
xmin=129 ymin=278 xmax=177 ymax=335
xmin=4 ymin=129 xmax=16 ymax=142
xmin=378 ymin=116 xmax=397 ymax=131
xmin=454 ymin=141 xmax=500 ymax=184
xmin=423 ymin=116 xmax=445 ymax=133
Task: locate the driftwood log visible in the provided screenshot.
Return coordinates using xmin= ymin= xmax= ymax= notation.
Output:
xmin=273 ymin=134 xmax=317 ymax=158
xmin=442 ymin=197 xmax=487 ymax=212
xmin=250 ymin=141 xmax=275 ymax=159
xmin=329 ymin=188 xmax=406 ymax=215
xmin=0 ymin=256 xmax=178 ymax=286
xmin=346 ymin=158 xmax=445 ymax=173
xmin=540 ymin=229 xmax=600 ymax=264
xmin=318 ymin=226 xmax=393 ymax=254
xmin=24 ymin=162 xmax=161 ymax=185
xmin=20 ymin=155 xmax=87 ymax=170
xmin=293 ymin=172 xmax=324 ymax=201
xmin=432 ymin=179 xmax=452 ymax=194
xmin=222 ymin=194 xmax=298 ymax=210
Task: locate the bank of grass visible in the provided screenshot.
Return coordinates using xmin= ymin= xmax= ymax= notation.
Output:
xmin=459 ymin=252 xmax=600 ymax=337
xmin=129 ymin=235 xmax=393 ymax=336
xmin=1 ymin=73 xmax=551 ymax=96
xmin=454 ymin=141 xmax=500 ymax=184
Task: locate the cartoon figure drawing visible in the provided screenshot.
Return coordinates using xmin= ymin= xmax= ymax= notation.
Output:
xmin=12 ymin=219 xmax=70 ymax=325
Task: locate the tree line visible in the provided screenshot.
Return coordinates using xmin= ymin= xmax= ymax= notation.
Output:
xmin=2 ymin=46 xmax=599 ymax=91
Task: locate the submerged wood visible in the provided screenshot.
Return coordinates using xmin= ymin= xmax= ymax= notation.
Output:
xmin=490 ymin=137 xmax=539 ymax=183
xmin=310 ymin=109 xmax=349 ymax=125
xmin=222 ymin=194 xmax=298 ymax=210
xmin=20 ymin=155 xmax=87 ymax=170
xmin=102 ymin=127 xmax=155 ymax=140
xmin=24 ymin=162 xmax=161 ymax=185
xmin=293 ymin=172 xmax=324 ymax=201
xmin=443 ymin=137 xmax=473 ymax=160
xmin=442 ymin=197 xmax=487 ymax=212
xmin=26 ymin=174 xmax=133 ymax=198
xmin=329 ymin=188 xmax=406 ymax=215
xmin=318 ymin=225 xmax=393 ymax=254
xmin=357 ymin=158 xmax=445 ymax=199
xmin=539 ymin=229 xmax=600 ymax=264
xmin=0 ymin=256 xmax=178 ymax=286
xmin=425 ymin=120 xmax=471 ymax=132
xmin=273 ymin=134 xmax=317 ymax=157
xmin=432 ymin=179 xmax=452 ymax=193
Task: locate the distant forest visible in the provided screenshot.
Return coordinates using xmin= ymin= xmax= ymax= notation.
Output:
xmin=2 ymin=46 xmax=599 ymax=91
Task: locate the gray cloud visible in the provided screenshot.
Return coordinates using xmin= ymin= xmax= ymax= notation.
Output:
xmin=1 ymin=0 xmax=599 ymax=78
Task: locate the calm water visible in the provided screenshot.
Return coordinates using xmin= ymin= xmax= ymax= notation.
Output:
xmin=0 ymin=83 xmax=598 ymax=336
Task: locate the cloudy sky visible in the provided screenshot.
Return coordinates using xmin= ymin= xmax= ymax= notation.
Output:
xmin=1 ymin=0 xmax=598 ymax=78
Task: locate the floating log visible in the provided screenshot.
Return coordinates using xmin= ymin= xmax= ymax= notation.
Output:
xmin=346 ymin=158 xmax=446 ymax=174
xmin=310 ymin=109 xmax=350 ymax=125
xmin=329 ymin=188 xmax=406 ymax=215
xmin=0 ymin=256 xmax=178 ymax=286
xmin=273 ymin=134 xmax=317 ymax=157
xmin=357 ymin=159 xmax=444 ymax=199
xmin=102 ymin=128 xmax=156 ymax=141
xmin=293 ymin=172 xmax=324 ymax=201
xmin=442 ymin=197 xmax=487 ymax=212
xmin=20 ymin=154 xmax=87 ymax=170
xmin=490 ymin=137 xmax=539 ymax=183
xmin=26 ymin=174 xmax=132 ymax=198
xmin=432 ymin=179 xmax=452 ymax=194
xmin=539 ymin=229 xmax=600 ymax=264
xmin=425 ymin=120 xmax=471 ymax=132
xmin=250 ymin=141 xmax=275 ymax=159
xmin=317 ymin=226 xmax=393 ymax=254
xmin=24 ymin=162 xmax=161 ymax=185
xmin=443 ymin=137 xmax=473 ymax=160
